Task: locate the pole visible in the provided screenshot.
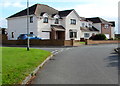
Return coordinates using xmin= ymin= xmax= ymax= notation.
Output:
xmin=27 ymin=0 xmax=30 ymax=51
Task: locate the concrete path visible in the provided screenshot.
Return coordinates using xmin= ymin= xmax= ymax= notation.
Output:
xmin=31 ymin=44 xmax=118 ymax=84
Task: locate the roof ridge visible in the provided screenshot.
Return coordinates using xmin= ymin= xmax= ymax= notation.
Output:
xmin=59 ymin=9 xmax=74 ymax=12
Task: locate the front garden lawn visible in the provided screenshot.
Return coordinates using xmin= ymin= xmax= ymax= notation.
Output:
xmin=79 ymin=42 xmax=85 ymax=44
xmin=2 ymin=47 xmax=51 ymax=84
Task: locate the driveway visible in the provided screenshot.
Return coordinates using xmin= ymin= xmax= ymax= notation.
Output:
xmin=31 ymin=44 xmax=118 ymax=84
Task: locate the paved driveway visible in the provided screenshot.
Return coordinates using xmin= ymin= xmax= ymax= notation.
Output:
xmin=31 ymin=44 xmax=118 ymax=84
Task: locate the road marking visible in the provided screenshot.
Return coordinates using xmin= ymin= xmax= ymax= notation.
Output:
xmin=51 ymin=48 xmax=72 ymax=55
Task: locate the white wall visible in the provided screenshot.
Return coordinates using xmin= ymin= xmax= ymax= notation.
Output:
xmin=80 ymin=21 xmax=92 ymax=28
xmin=93 ymin=23 xmax=101 ymax=33
xmin=7 ymin=15 xmax=37 ymax=40
xmin=65 ymin=10 xmax=81 ymax=40
xmin=81 ymin=31 xmax=99 ymax=39
xmin=37 ymin=16 xmax=63 ymax=39
xmin=111 ymin=27 xmax=115 ymax=39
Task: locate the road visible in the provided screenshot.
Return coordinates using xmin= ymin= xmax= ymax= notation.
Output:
xmin=31 ymin=44 xmax=118 ymax=84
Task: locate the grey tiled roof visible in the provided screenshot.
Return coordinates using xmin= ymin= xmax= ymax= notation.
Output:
xmin=58 ymin=9 xmax=74 ymax=17
xmin=80 ymin=26 xmax=99 ymax=32
xmin=7 ymin=4 xmax=74 ymax=18
xmin=109 ymin=21 xmax=115 ymax=27
xmin=7 ymin=4 xmax=58 ymax=18
xmin=86 ymin=17 xmax=109 ymax=24
xmin=51 ymin=25 xmax=65 ymax=31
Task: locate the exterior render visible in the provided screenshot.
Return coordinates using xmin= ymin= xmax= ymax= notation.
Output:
xmin=7 ymin=4 xmax=115 ymax=40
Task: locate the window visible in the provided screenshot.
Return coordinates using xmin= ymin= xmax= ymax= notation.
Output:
xmin=69 ymin=30 xmax=77 ymax=38
xmin=104 ymin=24 xmax=109 ymax=28
xmin=82 ymin=23 xmax=85 ymax=27
xmin=89 ymin=24 xmax=92 ymax=27
xmin=43 ymin=17 xmax=48 ymax=23
xmin=12 ymin=32 xmax=14 ymax=38
xmin=30 ymin=32 xmax=33 ymax=34
xmin=55 ymin=19 xmax=59 ymax=24
xmin=30 ymin=16 xmax=33 ymax=23
xmin=84 ymin=33 xmax=90 ymax=38
xmin=70 ymin=19 xmax=76 ymax=25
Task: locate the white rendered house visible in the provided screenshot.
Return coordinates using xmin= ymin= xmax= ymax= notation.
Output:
xmin=7 ymin=4 xmax=115 ymax=40
xmin=7 ymin=4 xmax=81 ymax=40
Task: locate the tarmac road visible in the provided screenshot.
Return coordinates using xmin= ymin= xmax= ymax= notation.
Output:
xmin=31 ymin=44 xmax=118 ymax=84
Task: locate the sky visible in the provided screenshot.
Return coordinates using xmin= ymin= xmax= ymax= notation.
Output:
xmin=0 ymin=0 xmax=119 ymax=33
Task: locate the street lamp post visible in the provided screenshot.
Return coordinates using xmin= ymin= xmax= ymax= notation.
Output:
xmin=27 ymin=0 xmax=30 ymax=51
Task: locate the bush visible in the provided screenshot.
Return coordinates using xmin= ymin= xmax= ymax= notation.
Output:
xmin=89 ymin=34 xmax=106 ymax=40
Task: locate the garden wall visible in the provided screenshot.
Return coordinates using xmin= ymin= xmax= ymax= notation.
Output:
xmin=2 ymin=39 xmax=74 ymax=46
xmin=85 ymin=40 xmax=120 ymax=45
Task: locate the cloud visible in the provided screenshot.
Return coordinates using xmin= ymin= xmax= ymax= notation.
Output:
xmin=1 ymin=2 xmax=25 ymax=8
xmin=0 ymin=18 xmax=7 ymax=28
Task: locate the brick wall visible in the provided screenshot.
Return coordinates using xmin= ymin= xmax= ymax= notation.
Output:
xmin=86 ymin=39 xmax=119 ymax=45
xmin=101 ymin=24 xmax=111 ymax=38
xmin=2 ymin=39 xmax=74 ymax=46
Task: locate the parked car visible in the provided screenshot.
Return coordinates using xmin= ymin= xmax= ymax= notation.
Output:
xmin=17 ymin=34 xmax=42 ymax=40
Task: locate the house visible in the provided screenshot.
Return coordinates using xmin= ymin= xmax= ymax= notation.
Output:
xmin=80 ymin=17 xmax=99 ymax=39
xmin=7 ymin=4 xmax=81 ymax=40
xmin=86 ymin=17 xmax=115 ymax=39
xmin=7 ymin=4 xmax=115 ymax=40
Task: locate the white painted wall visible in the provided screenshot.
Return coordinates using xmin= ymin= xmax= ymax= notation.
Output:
xmin=7 ymin=15 xmax=37 ymax=40
xmin=80 ymin=21 xmax=92 ymax=28
xmin=65 ymin=10 xmax=81 ymax=40
xmin=111 ymin=27 xmax=115 ymax=39
xmin=81 ymin=31 xmax=99 ymax=39
xmin=105 ymin=34 xmax=110 ymax=39
xmin=93 ymin=23 xmax=101 ymax=33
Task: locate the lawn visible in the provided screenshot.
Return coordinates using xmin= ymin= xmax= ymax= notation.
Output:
xmin=79 ymin=42 xmax=85 ymax=44
xmin=2 ymin=47 xmax=51 ymax=85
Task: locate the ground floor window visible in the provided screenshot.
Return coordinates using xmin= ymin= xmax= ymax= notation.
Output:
xmin=84 ymin=33 xmax=90 ymax=38
xmin=69 ymin=31 xmax=77 ymax=38
xmin=30 ymin=32 xmax=33 ymax=34
xmin=11 ymin=32 xmax=14 ymax=38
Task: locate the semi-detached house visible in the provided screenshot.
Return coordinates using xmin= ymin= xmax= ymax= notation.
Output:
xmin=7 ymin=4 xmax=115 ymax=40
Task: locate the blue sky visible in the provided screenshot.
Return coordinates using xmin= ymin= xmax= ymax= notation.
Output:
xmin=0 ymin=0 xmax=119 ymax=33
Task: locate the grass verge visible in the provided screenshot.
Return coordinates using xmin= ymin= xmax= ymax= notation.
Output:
xmin=2 ymin=47 xmax=51 ymax=84
xmin=79 ymin=42 xmax=85 ymax=44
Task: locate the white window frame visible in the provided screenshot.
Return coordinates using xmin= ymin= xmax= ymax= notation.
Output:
xmin=30 ymin=16 xmax=33 ymax=23
xmin=84 ymin=33 xmax=90 ymax=38
xmin=70 ymin=19 xmax=76 ymax=25
xmin=104 ymin=24 xmax=109 ymax=28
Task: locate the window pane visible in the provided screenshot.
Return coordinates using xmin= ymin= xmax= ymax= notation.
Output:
xmin=71 ymin=19 xmax=76 ymax=25
xmin=55 ymin=19 xmax=59 ymax=24
xmin=43 ymin=17 xmax=48 ymax=23
xmin=84 ymin=33 xmax=90 ymax=37
xmin=30 ymin=16 xmax=33 ymax=23
xmin=70 ymin=32 xmax=73 ymax=38
xmin=74 ymin=32 xmax=77 ymax=38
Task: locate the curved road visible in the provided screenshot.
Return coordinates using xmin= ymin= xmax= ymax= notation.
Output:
xmin=31 ymin=44 xmax=118 ymax=84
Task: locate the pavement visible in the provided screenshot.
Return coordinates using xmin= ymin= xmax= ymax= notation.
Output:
xmin=31 ymin=44 xmax=119 ymax=84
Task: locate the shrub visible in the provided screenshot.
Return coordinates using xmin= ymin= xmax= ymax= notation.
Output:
xmin=90 ymin=34 xmax=106 ymax=40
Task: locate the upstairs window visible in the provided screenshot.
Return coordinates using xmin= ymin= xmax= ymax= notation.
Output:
xmin=43 ymin=17 xmax=48 ymax=23
xmin=55 ymin=19 xmax=59 ymax=24
xmin=89 ymin=24 xmax=92 ymax=27
xmin=70 ymin=19 xmax=76 ymax=25
xmin=104 ymin=24 xmax=109 ymax=28
xmin=82 ymin=23 xmax=85 ymax=27
xmin=30 ymin=16 xmax=33 ymax=23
